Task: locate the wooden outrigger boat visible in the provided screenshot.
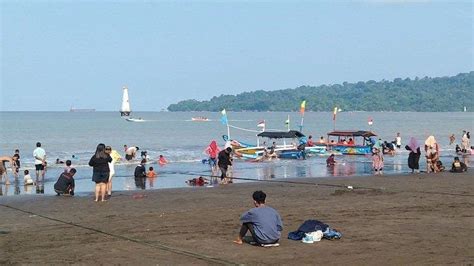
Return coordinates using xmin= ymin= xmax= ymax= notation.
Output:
xmin=324 ymin=130 xmax=376 ymax=155
xmin=234 ymin=130 xmax=326 ymax=160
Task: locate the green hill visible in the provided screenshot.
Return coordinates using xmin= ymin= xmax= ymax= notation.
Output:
xmin=167 ymin=72 xmax=474 ymax=112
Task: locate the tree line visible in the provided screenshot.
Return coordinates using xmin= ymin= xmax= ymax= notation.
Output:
xmin=167 ymin=72 xmax=473 ymax=112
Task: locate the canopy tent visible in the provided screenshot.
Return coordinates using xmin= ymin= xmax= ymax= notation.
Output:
xmin=257 ymin=130 xmax=305 ymax=139
xmin=327 ymin=130 xmax=377 ymax=138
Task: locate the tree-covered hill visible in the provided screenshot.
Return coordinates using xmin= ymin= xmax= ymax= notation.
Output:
xmin=167 ymin=72 xmax=473 ymax=112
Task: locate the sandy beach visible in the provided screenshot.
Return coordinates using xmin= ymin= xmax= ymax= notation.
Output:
xmin=1 ymin=171 xmax=473 ymax=265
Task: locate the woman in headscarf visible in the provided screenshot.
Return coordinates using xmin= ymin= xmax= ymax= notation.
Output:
xmin=405 ymin=137 xmax=421 ymax=173
xmin=89 ymin=143 xmax=112 ymax=202
xmin=372 ymin=147 xmax=384 ymax=175
xmin=424 ymin=136 xmax=440 ymax=173
xmin=204 ymin=140 xmax=220 ymax=172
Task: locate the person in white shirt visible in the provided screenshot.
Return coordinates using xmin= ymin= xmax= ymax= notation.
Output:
xmin=33 ymin=142 xmax=46 ymax=184
xmin=395 ymin=133 xmax=402 ymax=149
xmin=23 ymin=169 xmax=34 ymax=185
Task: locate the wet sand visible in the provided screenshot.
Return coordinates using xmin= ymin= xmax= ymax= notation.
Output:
xmin=1 ymin=172 xmax=473 ymax=265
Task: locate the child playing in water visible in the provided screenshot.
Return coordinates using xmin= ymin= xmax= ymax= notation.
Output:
xmin=158 ymin=155 xmax=168 ymax=166
xmin=24 ymin=170 xmax=34 ymax=185
xmin=147 ymin=166 xmax=156 ymax=178
xmin=64 ymin=160 xmax=72 ymax=173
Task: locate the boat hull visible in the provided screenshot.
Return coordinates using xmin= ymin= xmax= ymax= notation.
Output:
xmin=328 ymin=145 xmax=372 ymax=155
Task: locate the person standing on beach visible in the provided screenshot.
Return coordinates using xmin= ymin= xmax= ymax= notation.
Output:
xmin=204 ymin=140 xmax=220 ymax=173
xmin=405 ymin=137 xmax=421 ymax=173
xmin=33 ymin=142 xmax=46 ymax=185
xmin=233 ymin=190 xmax=283 ymax=246
xmin=424 ymin=136 xmax=440 ymax=173
xmin=372 ymin=147 xmax=384 ymax=175
xmin=218 ymin=147 xmax=232 ymax=184
xmin=105 ymin=146 xmax=121 ymax=196
xmin=461 ymin=131 xmax=470 ymax=153
xmin=89 ymin=143 xmax=112 ymax=202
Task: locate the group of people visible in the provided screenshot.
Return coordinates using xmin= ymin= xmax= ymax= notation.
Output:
xmin=0 ymin=143 xmax=46 ymax=193
xmin=0 ymin=140 xmax=173 ymax=199
xmin=204 ymin=140 xmax=234 ymax=184
xmin=400 ymin=134 xmax=468 ymax=174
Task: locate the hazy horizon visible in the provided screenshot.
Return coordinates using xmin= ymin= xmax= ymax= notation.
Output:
xmin=1 ymin=1 xmax=472 ymax=111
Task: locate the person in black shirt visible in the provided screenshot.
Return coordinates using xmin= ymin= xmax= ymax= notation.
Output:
xmin=218 ymin=147 xmax=233 ymax=184
xmin=89 ymin=143 xmax=112 ymax=202
xmin=54 ymin=168 xmax=76 ymax=196
xmin=134 ymin=159 xmax=147 ymax=189
xmin=450 ymin=157 xmax=467 ymax=173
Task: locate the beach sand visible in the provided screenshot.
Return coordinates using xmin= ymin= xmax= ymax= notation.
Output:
xmin=1 ymin=172 xmax=473 ymax=265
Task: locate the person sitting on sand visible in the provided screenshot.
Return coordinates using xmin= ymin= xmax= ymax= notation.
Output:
xmin=54 ymin=168 xmax=76 ymax=196
xmin=450 ymin=157 xmax=467 ymax=173
xmin=326 ymin=154 xmax=336 ymax=167
xmin=234 ymin=190 xmax=283 ymax=246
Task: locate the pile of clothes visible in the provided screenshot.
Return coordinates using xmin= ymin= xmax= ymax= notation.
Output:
xmin=288 ymin=219 xmax=342 ymax=244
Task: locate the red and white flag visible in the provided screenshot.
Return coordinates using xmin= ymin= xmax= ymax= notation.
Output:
xmin=257 ymin=120 xmax=265 ymax=128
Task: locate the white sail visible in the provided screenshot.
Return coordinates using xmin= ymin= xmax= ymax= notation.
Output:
xmin=120 ymin=86 xmax=131 ymax=116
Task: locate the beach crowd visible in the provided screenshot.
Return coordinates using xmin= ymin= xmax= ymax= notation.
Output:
xmin=0 ymin=130 xmax=471 ymax=199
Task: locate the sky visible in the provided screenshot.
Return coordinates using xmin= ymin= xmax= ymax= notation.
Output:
xmin=0 ymin=0 xmax=472 ymax=111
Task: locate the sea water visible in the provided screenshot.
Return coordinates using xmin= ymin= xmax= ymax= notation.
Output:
xmin=0 ymin=111 xmax=472 ymax=197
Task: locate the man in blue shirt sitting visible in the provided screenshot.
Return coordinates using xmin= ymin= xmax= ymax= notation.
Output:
xmin=233 ymin=190 xmax=283 ymax=246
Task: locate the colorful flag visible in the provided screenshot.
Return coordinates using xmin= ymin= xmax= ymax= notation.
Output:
xmin=257 ymin=120 xmax=265 ymax=128
xmin=300 ymin=100 xmax=306 ymax=115
xmin=333 ymin=107 xmax=338 ymax=121
xmin=221 ymin=109 xmax=228 ymax=125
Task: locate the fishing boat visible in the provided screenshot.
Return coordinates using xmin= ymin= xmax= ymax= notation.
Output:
xmin=325 ymin=130 xmax=376 ymax=155
xmin=125 ymin=118 xmax=145 ymax=122
xmin=191 ymin=116 xmax=209 ymax=122
xmin=120 ymin=86 xmax=131 ymax=117
xmin=235 ymin=130 xmax=325 ymax=160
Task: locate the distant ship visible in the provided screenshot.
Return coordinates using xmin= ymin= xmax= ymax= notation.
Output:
xmin=70 ymin=107 xmax=95 ymax=112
